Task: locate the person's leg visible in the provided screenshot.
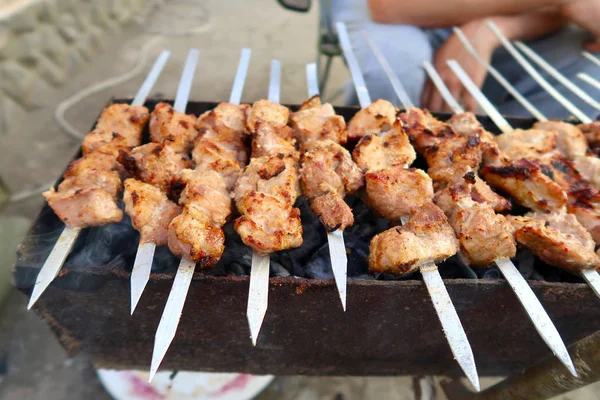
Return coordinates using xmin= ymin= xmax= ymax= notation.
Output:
xmin=483 ymin=26 xmax=600 ymax=120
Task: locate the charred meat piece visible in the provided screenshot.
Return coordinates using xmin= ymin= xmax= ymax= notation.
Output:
xmin=435 ymin=176 xmax=516 ymax=266
xmin=364 ymin=167 xmax=433 ymax=222
xmin=118 ymin=142 xmax=191 ymax=192
xmin=534 ymin=121 xmax=588 ymax=160
xmin=573 ymin=156 xmax=600 ymax=191
xmin=246 ymin=99 xmax=290 ymax=132
xmin=123 ymin=179 xmax=182 ymax=245
xmin=196 ymin=102 xmax=249 ymax=136
xmin=58 ymin=169 xmax=122 ymax=200
xmin=43 ymin=188 xmax=123 ymax=228
xmin=149 ymin=102 xmax=199 ymax=153
xmin=446 ymin=112 xmax=497 ymax=145
xmin=65 ymin=146 xmax=125 ymax=179
xmin=495 ymin=128 xmax=558 ymax=160
xmin=352 ymin=120 xmax=416 ymax=172
xmin=578 ymin=121 xmax=600 ymax=153
xmin=290 ymin=95 xmax=347 ymax=145
xmin=368 ymin=203 xmax=459 ymax=276
xmin=250 ymin=122 xmax=297 ymax=158
xmin=509 ymin=211 xmax=600 ymax=271
xmin=310 ymin=191 xmax=354 ymax=232
xmin=234 ymin=191 xmax=303 ymax=254
xmin=347 ymin=99 xmax=397 ymax=141
xmin=401 ymin=107 xmax=455 ymax=152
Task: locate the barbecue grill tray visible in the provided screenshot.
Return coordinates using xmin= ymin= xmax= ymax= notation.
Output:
xmin=13 ymin=99 xmax=600 ymax=377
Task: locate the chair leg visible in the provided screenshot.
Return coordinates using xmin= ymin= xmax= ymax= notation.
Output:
xmin=319 ymin=55 xmax=334 ymax=97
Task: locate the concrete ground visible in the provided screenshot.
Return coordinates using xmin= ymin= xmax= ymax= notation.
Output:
xmin=1 ymin=0 xmax=600 ymax=399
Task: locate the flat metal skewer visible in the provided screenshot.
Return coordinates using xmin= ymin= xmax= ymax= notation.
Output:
xmin=131 ymin=49 xmax=199 ymax=315
xmin=447 ymin=59 xmax=578 ymax=377
xmin=422 ymin=60 xmax=464 ymax=114
xmin=336 ymin=22 xmax=371 ymax=109
xmin=360 ymin=31 xmax=479 ymax=391
xmin=577 ymin=72 xmax=600 ymax=92
xmin=452 ymin=27 xmax=547 ymax=121
xmin=515 ymin=41 xmax=600 ymax=112
xmin=149 ymin=48 xmax=202 ymax=382
xmin=306 ymin=62 xmax=347 ymax=311
xmin=247 ymin=59 xmax=280 ymax=346
xmin=486 ymin=20 xmax=592 ymax=124
xmin=582 ymin=51 xmax=600 ymax=68
xmin=27 ymin=50 xmax=171 ymax=310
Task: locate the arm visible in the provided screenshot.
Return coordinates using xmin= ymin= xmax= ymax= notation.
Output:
xmin=422 ymin=11 xmax=567 ymax=112
xmin=367 ymin=0 xmax=570 ymax=26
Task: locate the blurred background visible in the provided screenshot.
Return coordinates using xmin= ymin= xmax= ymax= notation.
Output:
xmin=0 ymin=1 xmax=598 ymax=399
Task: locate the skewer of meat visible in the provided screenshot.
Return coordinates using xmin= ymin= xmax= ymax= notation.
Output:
xmin=293 ymin=63 xmax=364 ymax=310
xmin=239 ymin=60 xmax=304 ymax=345
xmin=123 ymin=49 xmax=201 ymax=314
xmin=444 ymin=60 xmax=587 ymax=376
xmin=27 ymin=50 xmax=171 ymax=310
xmin=339 ymin=22 xmax=480 ymax=391
xmin=148 ymin=49 xmax=252 ymax=381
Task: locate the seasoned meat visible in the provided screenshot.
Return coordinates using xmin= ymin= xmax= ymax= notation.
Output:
xmin=423 ymin=135 xmax=482 ymax=187
xmin=118 ymin=142 xmax=191 ymax=192
xmin=65 ymin=147 xmax=124 ymax=179
xmin=301 ymin=140 xmax=364 ymax=200
xmin=534 ymin=121 xmax=588 ymax=159
xmin=123 ymin=179 xmax=182 ymax=245
xmin=89 ymin=103 xmax=149 ymax=151
xmin=578 ymin=121 xmax=600 ymax=152
xmin=43 ymin=188 xmax=123 ymax=228
xmin=234 ymin=191 xmax=303 ymax=254
xmin=196 ymin=102 xmax=249 ymax=136
xmin=435 ymin=175 xmax=516 ymax=266
xmin=310 ymin=191 xmax=354 ymax=232
xmin=480 ymin=158 xmax=567 ymax=212
xmin=290 ymin=95 xmax=347 ymax=145
xmin=347 ymin=99 xmax=397 ymax=140
xmin=401 ymin=107 xmax=455 ymax=152
xmin=192 ymin=122 xmax=249 ymax=171
xmin=234 ymin=153 xmax=300 ymax=207
xmin=509 ymin=211 xmax=600 ymax=271
xmin=368 ymin=203 xmax=459 ymax=276
xmin=246 ymin=99 xmax=290 ymax=132
xmin=495 ymin=128 xmax=558 ymax=160
xmin=364 ymin=167 xmax=433 ymax=222
xmin=446 ymin=112 xmax=497 ymax=145
xmin=168 ymin=205 xmax=225 ymax=265
xmin=149 ymin=102 xmax=199 ymax=153
xmin=573 ymin=156 xmax=600 ymax=191
xmin=82 ymin=129 xmax=131 ymax=155
xmin=58 ymin=169 xmax=122 ymax=200
xmin=250 ymin=122 xmax=297 ymax=158
xmin=352 ymin=120 xmax=416 ymax=172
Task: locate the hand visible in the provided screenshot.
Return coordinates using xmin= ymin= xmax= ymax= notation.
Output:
xmin=560 ymin=0 xmax=600 ymax=51
xmin=421 ymin=20 xmax=499 ymax=112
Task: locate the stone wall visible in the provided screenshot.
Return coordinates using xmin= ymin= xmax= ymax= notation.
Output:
xmin=0 ymin=0 xmax=151 ymax=136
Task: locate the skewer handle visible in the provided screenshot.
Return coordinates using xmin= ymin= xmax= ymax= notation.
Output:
xmin=452 ymin=28 xmax=547 ymax=122
xmin=131 ymin=50 xmax=171 ymax=107
xmin=27 ymin=226 xmax=81 ymax=309
xmin=447 ymin=60 xmax=514 ymax=134
xmin=495 ymin=257 xmax=578 ymax=377
xmin=229 ymin=48 xmax=252 ymax=105
xmin=486 ymin=20 xmax=591 ymax=123
xmin=361 ymin=30 xmax=414 ymax=109
xmin=268 ymin=60 xmax=281 ymax=103
xmin=306 ymin=63 xmax=320 ymax=98
xmin=336 ymin=22 xmax=372 ymax=109
xmin=422 ymin=61 xmax=464 ymax=114
xmin=515 ymin=41 xmax=600 ymax=113
xmin=173 ymin=48 xmax=200 ymax=113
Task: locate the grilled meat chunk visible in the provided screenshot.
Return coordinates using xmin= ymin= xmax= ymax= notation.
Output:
xmin=196 ymin=102 xmax=249 ymax=136
xmin=435 ymin=175 xmax=516 ymax=266
xmin=352 ymin=120 xmax=416 ymax=172
xmin=495 ymin=128 xmax=557 ymax=160
xmin=534 ymin=121 xmax=588 ymax=159
xmin=290 ymin=95 xmax=347 ymax=145
xmin=246 ymin=99 xmax=290 ymax=131
xmin=446 ymin=112 xmax=497 ymax=145
xmin=149 ymin=102 xmax=199 ymax=153
xmin=234 ymin=191 xmax=303 ymax=254
xmin=123 ymin=179 xmax=182 ymax=245
xmin=480 ymin=157 xmax=567 ymax=212
xmin=573 ymin=156 xmax=600 ymax=191
xmin=168 ymin=206 xmax=225 ymax=265
xmin=347 ymin=99 xmax=397 ymax=141
xmin=509 ymin=211 xmax=600 ymax=271
xmin=118 ymin=142 xmax=191 ymax=192
xmin=58 ymin=169 xmax=122 ymax=200
xmin=310 ymin=191 xmax=354 ymax=232
xmin=250 ymin=122 xmax=297 ymax=158
xmin=578 ymin=121 xmax=600 ymax=153
xmin=43 ymin=188 xmax=123 ymax=228
xmin=234 ymin=153 xmax=300 ymax=207
xmin=368 ymin=203 xmax=459 ymax=276
xmin=65 ymin=146 xmax=125 ymax=179
xmin=364 ymin=167 xmax=433 ymax=222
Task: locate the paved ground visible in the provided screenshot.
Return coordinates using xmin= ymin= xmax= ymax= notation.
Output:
xmin=1 ymin=1 xmax=600 ymax=399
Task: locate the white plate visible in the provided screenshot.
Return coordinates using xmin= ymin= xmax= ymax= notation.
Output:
xmin=97 ymin=369 xmax=274 ymax=400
